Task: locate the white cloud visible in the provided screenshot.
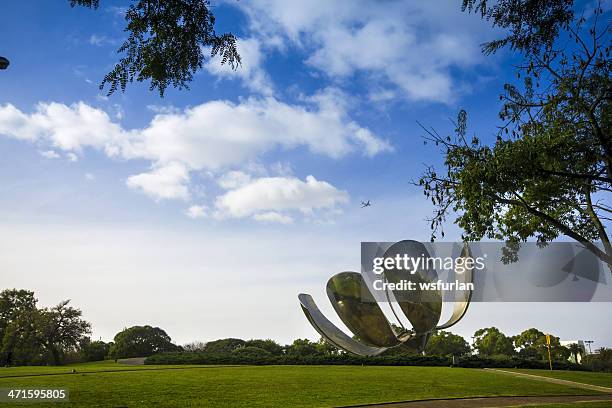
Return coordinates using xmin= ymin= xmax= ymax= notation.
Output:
xmin=233 ymin=0 xmax=488 ymax=103
xmin=66 ymin=152 xmax=78 ymax=162
xmin=123 ymin=94 xmax=389 ymax=168
xmin=126 ymin=163 xmax=190 ymax=201
xmin=89 ymin=34 xmax=118 ymax=47
xmin=217 ymin=171 xmax=252 ymax=190
xmin=0 ymin=97 xmax=383 ymax=221
xmin=0 ymin=102 xmax=124 ymax=152
xmin=185 ymin=205 xmax=208 ymax=219
xmin=215 ymin=175 xmax=349 ymax=221
xmin=269 ymin=162 xmax=293 ymax=176
xmin=253 ymin=211 xmax=294 ymax=224
xmin=0 ymin=95 xmax=388 ymax=170
xmin=204 ymin=37 xmax=273 ymax=95
xmin=353 ymin=128 xmax=393 ymax=157
xmin=39 ymin=150 xmax=60 ymax=159
xmin=368 ymin=89 xmax=396 ymax=103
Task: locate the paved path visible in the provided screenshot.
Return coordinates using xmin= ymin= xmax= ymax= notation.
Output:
xmin=343 ymin=394 xmax=612 ymax=407
xmin=486 ymin=368 xmax=612 ymax=393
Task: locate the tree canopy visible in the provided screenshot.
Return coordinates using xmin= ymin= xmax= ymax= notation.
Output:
xmin=426 ymin=330 xmax=471 ymax=356
xmin=566 ymin=342 xmax=584 ymax=363
xmin=473 ymin=327 xmax=516 ymax=356
xmin=514 ymin=328 xmax=568 ymax=360
xmin=80 ymin=339 xmax=112 ymax=362
xmin=201 ymin=338 xmax=246 ymax=354
xmin=35 ymin=300 xmax=91 ymax=365
xmin=244 ymin=339 xmax=285 ymax=356
xmin=69 ymin=0 xmax=240 ymax=96
xmin=461 ymin=0 xmax=574 ymax=54
xmin=285 ymin=339 xmax=320 ymax=357
xmin=0 ymin=290 xmax=90 ymax=365
xmin=109 ymin=325 xmax=179 ymax=358
xmin=419 ymin=0 xmax=611 ymax=268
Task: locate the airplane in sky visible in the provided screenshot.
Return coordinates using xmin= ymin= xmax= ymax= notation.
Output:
xmin=361 ymin=200 xmax=371 ymax=208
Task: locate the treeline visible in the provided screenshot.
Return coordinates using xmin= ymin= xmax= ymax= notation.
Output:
xmin=0 ymin=289 xmax=179 ymax=366
xmin=143 ymin=329 xmax=611 ymax=372
xmin=142 ymin=334 xmax=583 ymax=370
xmin=2 ymin=289 xmax=611 ymax=372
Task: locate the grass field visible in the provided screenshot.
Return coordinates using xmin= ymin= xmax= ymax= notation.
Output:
xmin=508 ymin=369 xmax=612 ymax=389
xmin=516 ymin=403 xmax=612 ymax=408
xmin=0 ymin=362 xmax=607 ymax=407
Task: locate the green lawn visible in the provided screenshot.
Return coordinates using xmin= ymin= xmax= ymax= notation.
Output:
xmin=508 ymin=369 xmax=612 ymax=389
xmin=0 ymin=361 xmax=230 ymax=377
xmin=517 ymin=402 xmax=612 ymax=408
xmin=0 ymin=363 xmax=606 ymax=407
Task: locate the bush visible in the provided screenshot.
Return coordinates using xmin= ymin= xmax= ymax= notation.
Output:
xmin=583 ymin=348 xmax=612 ymax=372
xmin=456 ymin=355 xmax=586 ymax=370
xmin=201 ymin=338 xmax=246 ymax=354
xmin=144 ymin=351 xmax=588 ymax=371
xmin=232 ymin=346 xmax=271 ymax=358
xmin=145 ymin=352 xmax=453 ymax=366
xmin=244 ymin=339 xmax=284 ymax=356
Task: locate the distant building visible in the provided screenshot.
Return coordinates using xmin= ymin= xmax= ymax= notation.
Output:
xmin=560 ymin=340 xmax=587 ymax=364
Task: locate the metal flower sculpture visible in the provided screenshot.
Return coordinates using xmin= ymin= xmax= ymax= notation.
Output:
xmin=298 ymin=240 xmax=473 ymax=355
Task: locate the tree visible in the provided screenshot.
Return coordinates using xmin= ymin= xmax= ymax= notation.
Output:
xmin=81 ymin=339 xmax=112 ymax=362
xmin=513 ymin=328 xmax=569 ymax=361
xmin=35 ymin=300 xmax=91 ymax=365
xmin=0 ymin=291 xmax=92 ymax=366
xmin=315 ymin=338 xmax=340 ymax=356
xmin=418 ymin=0 xmax=611 ymax=269
xmin=1 ymin=310 xmax=43 ymax=366
xmin=232 ymin=346 xmax=271 ymax=358
xmin=285 ymin=339 xmax=319 ymax=357
xmin=69 ymin=0 xmax=240 ymax=96
xmin=515 ymin=327 xmax=553 ymax=359
xmin=0 ymin=289 xmax=37 ymax=330
xmin=244 ymin=339 xmax=284 ymax=356
xmin=567 ymin=342 xmax=584 ymax=363
xmin=473 ymin=327 xmax=515 ymax=357
xmin=183 ymin=341 xmax=207 ymax=353
xmin=426 ymin=331 xmax=471 ymax=356
xmin=109 ymin=325 xmax=178 ymax=359
xmin=0 ymin=289 xmax=38 ymax=365
xmin=202 ymin=338 xmax=246 ymax=354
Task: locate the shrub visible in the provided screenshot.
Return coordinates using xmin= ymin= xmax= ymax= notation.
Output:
xmin=144 ymin=351 xmax=588 ymax=371
xmin=583 ymin=348 xmax=612 ymax=372
xmin=232 ymin=346 xmax=272 ymax=358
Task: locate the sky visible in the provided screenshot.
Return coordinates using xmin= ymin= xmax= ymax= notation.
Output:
xmin=0 ymin=0 xmax=610 ymax=349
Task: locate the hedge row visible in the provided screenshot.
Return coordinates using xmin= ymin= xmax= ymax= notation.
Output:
xmin=456 ymin=355 xmax=586 ymax=370
xmin=144 ymin=352 xmax=586 ymax=370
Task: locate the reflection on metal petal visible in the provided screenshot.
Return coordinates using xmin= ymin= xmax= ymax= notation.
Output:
xmin=326 ymin=272 xmax=400 ymax=348
xmin=298 ymin=293 xmax=388 ymax=356
xmin=436 ymin=243 xmax=473 ymax=329
xmin=383 ymin=240 xmax=441 ymax=333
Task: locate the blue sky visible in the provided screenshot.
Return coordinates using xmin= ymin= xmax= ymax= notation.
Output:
xmin=1 ymin=0 xmax=610 ymax=348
